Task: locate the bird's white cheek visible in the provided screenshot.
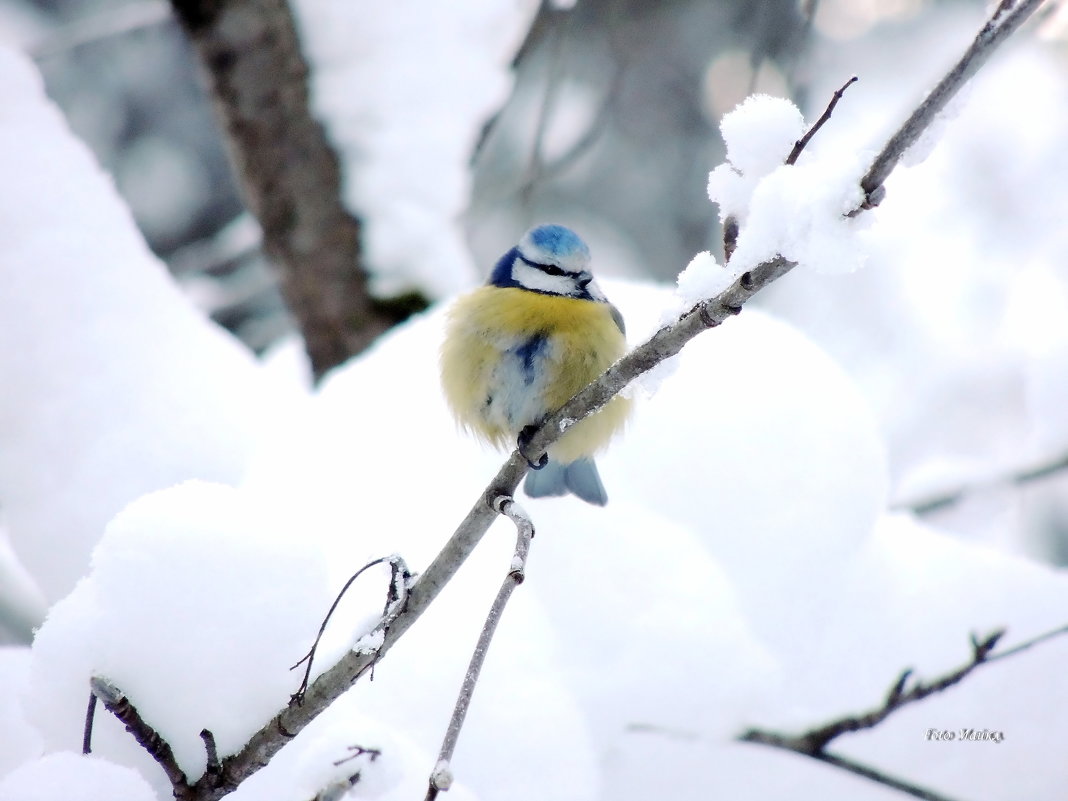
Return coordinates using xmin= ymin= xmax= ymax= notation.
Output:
xmin=512 ymin=261 xmax=574 ymax=295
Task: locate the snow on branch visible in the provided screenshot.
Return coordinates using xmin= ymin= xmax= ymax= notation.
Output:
xmin=102 ymin=2 xmax=1050 ymax=798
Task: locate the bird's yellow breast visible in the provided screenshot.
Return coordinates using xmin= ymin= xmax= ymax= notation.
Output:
xmin=441 ymin=286 xmax=629 ymax=462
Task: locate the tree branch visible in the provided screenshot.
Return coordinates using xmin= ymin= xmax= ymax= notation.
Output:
xmin=725 ymin=75 xmax=857 ymax=264
xmin=805 ymin=751 xmax=964 ymax=801
xmin=425 ymin=496 xmax=534 ymax=801
xmin=859 ymin=0 xmax=1048 ymax=206
xmin=90 ymin=676 xmax=193 ymax=800
xmin=739 ymin=630 xmax=1006 ymax=756
xmin=289 ymin=555 xmax=413 ymax=702
xmin=108 ymin=3 xmax=1045 ymax=797
xmin=168 ymin=0 xmax=403 ymax=379
xmin=739 ymin=623 xmax=1068 ymax=800
xmin=898 ymin=450 xmax=1068 ymax=515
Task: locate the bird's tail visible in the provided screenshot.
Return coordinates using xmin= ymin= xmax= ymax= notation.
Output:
xmin=523 ymin=457 xmax=608 ymax=506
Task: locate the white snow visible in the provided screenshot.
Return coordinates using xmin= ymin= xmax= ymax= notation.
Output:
xmin=716 ymin=93 xmax=805 ymax=179
xmin=669 ymin=250 xmax=736 ymax=317
xmin=0 ymin=752 xmax=156 ymax=801
xmin=289 ymin=0 xmax=540 ymax=299
xmin=0 ymin=47 xmax=274 ymax=605
xmin=24 ymin=481 xmax=333 ymax=788
xmin=3 ymin=7 xmax=1068 ymax=801
xmin=707 ymin=94 xmax=871 ymax=275
xmin=0 ymin=648 xmax=42 ymax=777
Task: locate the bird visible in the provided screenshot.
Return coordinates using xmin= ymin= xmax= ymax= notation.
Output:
xmin=440 ymin=224 xmax=629 ymax=505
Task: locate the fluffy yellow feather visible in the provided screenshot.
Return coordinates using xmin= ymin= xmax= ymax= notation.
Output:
xmin=441 ymin=285 xmax=629 ymax=463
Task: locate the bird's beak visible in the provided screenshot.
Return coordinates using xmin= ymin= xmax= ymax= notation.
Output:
xmin=578 ymin=271 xmax=607 ymax=301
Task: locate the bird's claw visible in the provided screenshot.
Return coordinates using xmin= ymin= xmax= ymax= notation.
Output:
xmin=517 ymin=426 xmax=548 ymax=470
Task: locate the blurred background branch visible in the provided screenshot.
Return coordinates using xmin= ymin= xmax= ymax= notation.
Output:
xmin=168 ymin=0 xmax=404 ymax=379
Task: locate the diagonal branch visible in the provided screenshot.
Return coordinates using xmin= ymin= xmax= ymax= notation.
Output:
xmin=89 ymin=677 xmax=194 ymax=800
xmin=859 ymin=0 xmax=1048 ymax=205
xmin=124 ymin=3 xmax=1043 ymax=798
xmin=898 ymin=450 xmax=1068 ymax=515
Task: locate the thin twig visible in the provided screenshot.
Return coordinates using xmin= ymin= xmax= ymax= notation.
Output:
xmin=290 ymin=555 xmax=412 ymax=702
xmin=986 ymin=621 xmax=1068 ymax=663
xmin=812 ymin=751 xmax=963 ymax=801
xmin=724 ymin=75 xmax=857 ymax=263
xmin=90 ymin=677 xmax=193 ymax=799
xmin=175 ymin=7 xmax=1042 ymax=797
xmin=425 ymin=496 xmax=534 ymax=801
xmin=786 ymin=75 xmax=858 ymax=165
xmin=82 ymin=691 xmax=97 ymax=754
xmin=738 ymin=624 xmax=1068 ymax=800
xmin=739 ymin=630 xmax=1005 ymax=755
xmin=333 ymin=745 xmax=383 ymax=768
xmin=899 ymin=451 xmax=1068 ymax=515
xmin=859 ymin=0 xmax=1048 ymax=205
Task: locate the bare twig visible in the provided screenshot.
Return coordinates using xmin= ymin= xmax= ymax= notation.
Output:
xmin=290 ymin=555 xmax=412 ymax=702
xmin=859 ymin=0 xmax=1048 ymax=206
xmin=740 ymin=630 xmax=1006 ymax=755
xmin=986 ymin=621 xmax=1068 ymax=663
xmin=425 ymin=496 xmax=534 ymax=801
xmin=808 ymin=751 xmax=963 ymax=801
xmin=333 ymin=745 xmax=383 ymax=768
xmin=739 ymin=624 xmax=1068 ymax=800
xmin=724 ymin=76 xmax=857 ymax=263
xmin=786 ymin=75 xmax=858 ymax=165
xmin=90 ymin=677 xmax=193 ymax=799
xmin=127 ymin=7 xmax=1038 ymax=798
xmin=82 ymin=692 xmax=97 ymax=755
xmin=899 ymin=451 xmax=1068 ymax=515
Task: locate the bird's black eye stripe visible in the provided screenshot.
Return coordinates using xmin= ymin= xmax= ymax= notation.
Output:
xmin=518 ymin=254 xmax=574 ymax=278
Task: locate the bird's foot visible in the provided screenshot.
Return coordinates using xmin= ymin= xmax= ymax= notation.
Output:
xmin=518 ymin=425 xmax=548 ymax=470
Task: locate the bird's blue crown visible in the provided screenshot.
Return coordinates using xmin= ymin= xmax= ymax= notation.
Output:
xmin=488 ymin=224 xmax=593 ymax=290
xmin=519 ymin=224 xmax=590 ymax=270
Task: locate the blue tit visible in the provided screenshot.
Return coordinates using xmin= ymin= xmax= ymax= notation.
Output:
xmin=441 ymin=224 xmax=629 ymax=505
